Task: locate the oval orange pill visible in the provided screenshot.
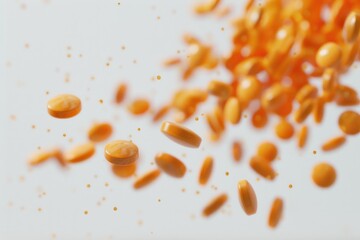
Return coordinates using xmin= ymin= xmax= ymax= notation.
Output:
xmin=297 ymin=125 xmax=308 ymax=149
xmin=321 ymin=136 xmax=346 ymax=151
xmin=338 ymin=110 xmax=360 ymax=135
xmin=207 ymin=80 xmax=231 ymax=99
xmin=104 ymin=140 xmax=139 ymax=165
xmin=133 ymin=169 xmax=161 ymax=189
xmin=316 ymin=42 xmax=342 ymax=68
xmin=47 ymin=94 xmax=81 ymax=119
xmin=251 ymin=107 xmax=268 ymax=128
xmin=343 ymin=12 xmax=360 ymax=43
xmin=28 ymin=148 xmax=61 ymax=166
xmin=128 ymin=98 xmax=150 ymax=115
xmin=194 ymin=0 xmax=220 ymax=14
xmin=152 ymin=105 xmax=170 ymax=122
xmin=313 ymin=97 xmax=325 ymax=124
xmin=232 ymin=141 xmax=242 ymax=162
xmin=199 ymin=156 xmax=213 ymax=185
xmin=268 ymin=198 xmax=284 ymax=228
xmin=238 ymin=180 xmax=257 ymax=215
xmin=155 ymin=152 xmax=187 ymax=178
xmin=312 ymin=162 xmax=336 ymax=188
xmin=250 ymin=156 xmax=276 ymax=180
xmin=275 ymin=119 xmax=294 ymax=140
xmin=224 ymin=97 xmax=242 ymax=124
xmin=257 ymin=142 xmax=278 ymax=162
xmin=236 ymin=76 xmax=262 ymax=103
xmin=64 ymin=142 xmax=95 ymax=163
xmin=161 ymin=121 xmax=202 ymax=148
xmin=294 ymin=99 xmax=314 ymax=123
xmin=295 ymin=84 xmax=318 ymax=104
xmin=202 ymin=193 xmax=228 ymax=217
xmin=115 ymin=83 xmax=127 ymax=104
xmin=112 ymin=163 xmax=136 ymax=178
xmin=88 ymin=122 xmax=113 ymax=142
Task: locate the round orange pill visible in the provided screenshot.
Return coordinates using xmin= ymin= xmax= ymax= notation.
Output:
xmin=236 ymin=76 xmax=262 ymax=103
xmin=161 ymin=121 xmax=202 ymax=148
xmin=315 ymin=42 xmax=342 ymax=68
xmin=155 ymin=152 xmax=187 ymax=178
xmin=88 ymin=122 xmax=113 ymax=142
xmin=312 ymin=162 xmax=336 ymax=188
xmin=47 ymin=94 xmax=81 ymax=119
xmin=104 ymin=140 xmax=139 ymax=165
xmin=268 ymin=197 xmax=284 ymax=228
xmin=257 ymin=142 xmax=278 ymax=162
xmin=338 ymin=110 xmax=360 ymax=135
xmin=238 ymin=180 xmax=257 ymax=215
xmin=275 ymin=119 xmax=294 ymax=140
xmin=64 ymin=142 xmax=95 ymax=163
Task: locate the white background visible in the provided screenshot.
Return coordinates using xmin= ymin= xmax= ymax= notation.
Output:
xmin=0 ymin=0 xmax=360 ymax=239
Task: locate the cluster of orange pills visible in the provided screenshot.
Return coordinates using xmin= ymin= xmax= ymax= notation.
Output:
xmin=29 ymin=0 xmax=360 ymax=230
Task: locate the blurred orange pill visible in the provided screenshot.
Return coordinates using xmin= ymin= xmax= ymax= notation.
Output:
xmin=199 ymin=156 xmax=213 ymax=185
xmin=112 ymin=163 xmax=137 ymax=178
xmin=275 ymin=119 xmax=294 ymax=140
xmin=232 ymin=141 xmax=242 ymax=162
xmin=115 ymin=83 xmax=127 ymax=104
xmin=316 ymin=42 xmax=342 ymax=68
xmin=128 ymin=98 xmax=150 ymax=115
xmin=202 ymin=193 xmax=228 ymax=217
xmin=207 ymin=80 xmax=231 ymax=99
xmin=64 ymin=143 xmax=95 ymax=163
xmin=250 ymin=156 xmax=276 ymax=180
xmin=161 ymin=121 xmax=202 ymax=148
xmin=28 ymin=148 xmax=61 ymax=166
xmin=88 ymin=122 xmax=113 ymax=142
xmin=297 ymin=125 xmax=308 ymax=149
xmin=133 ymin=169 xmax=161 ymax=189
xmin=338 ymin=110 xmax=360 ymax=135
xmin=257 ymin=142 xmax=278 ymax=162
xmin=104 ymin=140 xmax=139 ymax=165
xmin=343 ymin=12 xmax=360 ymax=43
xmin=47 ymin=94 xmax=81 ymax=119
xmin=321 ymin=136 xmax=346 ymax=151
xmin=238 ymin=180 xmax=257 ymax=215
xmin=224 ymin=97 xmax=242 ymax=124
xmin=268 ymin=198 xmax=284 ymax=229
xmin=155 ymin=152 xmax=187 ymax=178
xmin=312 ymin=162 xmax=336 ymax=188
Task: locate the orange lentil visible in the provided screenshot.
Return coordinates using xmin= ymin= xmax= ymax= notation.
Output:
xmin=312 ymin=162 xmax=336 ymax=188
xmin=133 ymin=169 xmax=161 ymax=189
xmin=161 ymin=121 xmax=202 ymax=148
xmin=257 ymin=142 xmax=278 ymax=162
xmin=88 ymin=122 xmax=113 ymax=142
xmin=268 ymin=198 xmax=284 ymax=229
xmin=64 ymin=142 xmax=95 ymax=163
xmin=47 ymin=94 xmax=81 ymax=119
xmin=238 ymin=180 xmax=257 ymax=216
xmin=202 ymin=193 xmax=228 ymax=217
xmin=321 ymin=136 xmax=346 ymax=151
xmin=338 ymin=110 xmax=360 ymax=135
xmin=155 ymin=152 xmax=187 ymax=178
xmin=127 ymin=99 xmax=150 ymax=115
xmin=115 ymin=83 xmax=127 ymax=104
xmin=207 ymin=80 xmax=231 ymax=99
xmin=249 ymin=156 xmax=276 ymax=180
xmin=297 ymin=125 xmax=308 ymax=149
xmin=199 ymin=156 xmax=213 ymax=185
xmin=224 ymin=97 xmax=242 ymax=124
xmin=335 ymin=85 xmax=359 ymax=106
xmin=232 ymin=141 xmax=242 ymax=162
xmin=112 ymin=163 xmax=137 ymax=178
xmin=275 ymin=119 xmax=294 ymax=140
xmin=104 ymin=140 xmax=139 ymax=165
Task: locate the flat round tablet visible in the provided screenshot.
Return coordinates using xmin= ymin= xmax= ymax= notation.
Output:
xmin=47 ymin=94 xmax=81 ymax=118
xmin=104 ymin=140 xmax=139 ymax=165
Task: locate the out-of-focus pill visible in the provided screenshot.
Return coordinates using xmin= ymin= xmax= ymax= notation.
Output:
xmin=234 ymin=58 xmax=264 ymax=76
xmin=343 ymin=12 xmax=360 ymax=43
xmin=322 ymin=68 xmax=338 ymax=92
xmin=207 ymin=80 xmax=231 ymax=99
xmin=261 ymin=84 xmax=287 ymax=112
xmin=115 ymin=83 xmax=127 ymax=104
xmin=316 ymin=42 xmax=342 ymax=68
xmin=251 ymin=107 xmax=268 ymax=128
xmin=64 ymin=142 xmax=95 ymax=163
xmin=238 ymin=180 xmax=257 ymax=215
xmin=294 ymin=99 xmax=314 ymax=123
xmin=28 ymin=148 xmax=61 ymax=165
xmin=268 ymin=198 xmax=284 ymax=228
xmin=295 ymin=84 xmax=318 ymax=104
xmin=199 ymin=156 xmax=213 ymax=185
xmin=224 ymin=97 xmax=242 ymax=124
xmin=232 ymin=141 xmax=242 ymax=162
xmin=202 ymin=193 xmax=228 ymax=217
xmin=161 ymin=121 xmax=202 ymax=148
xmin=88 ymin=122 xmax=113 ymax=142
xmin=163 ymin=57 xmax=181 ymax=67
xmin=133 ymin=169 xmax=161 ymax=189
xmin=155 ymin=152 xmax=187 ymax=178
xmin=250 ymin=156 xmax=276 ymax=180
xmin=128 ymin=99 xmax=150 ymax=115
xmin=257 ymin=142 xmax=277 ymax=162
xmin=313 ymin=97 xmax=325 ymax=124
xmin=194 ymin=0 xmax=220 ymax=14
xmin=47 ymin=94 xmax=81 ymax=119
xmin=152 ymin=105 xmax=170 ymax=122
xmin=236 ymin=76 xmax=262 ymax=103
xmin=338 ymin=110 xmax=360 ymax=135
xmin=335 ymin=85 xmax=359 ymax=106
xmin=275 ymin=119 xmax=294 ymax=140
xmin=321 ymin=136 xmax=346 ymax=151
xmin=104 ymin=140 xmax=139 ymax=165
xmin=297 ymin=125 xmax=308 ymax=149
xmin=112 ymin=163 xmax=136 ymax=178
xmin=312 ymin=162 xmax=336 ymax=188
